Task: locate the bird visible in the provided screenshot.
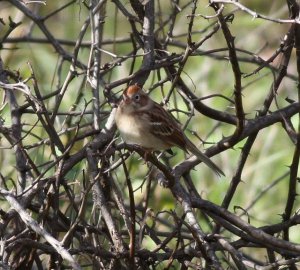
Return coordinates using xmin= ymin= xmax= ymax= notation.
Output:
xmin=115 ymin=84 xmax=224 ymax=176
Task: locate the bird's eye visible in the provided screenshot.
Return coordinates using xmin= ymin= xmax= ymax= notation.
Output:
xmin=134 ymin=94 xmax=140 ymax=101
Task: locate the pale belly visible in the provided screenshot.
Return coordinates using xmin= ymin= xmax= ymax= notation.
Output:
xmin=115 ymin=113 xmax=169 ymax=150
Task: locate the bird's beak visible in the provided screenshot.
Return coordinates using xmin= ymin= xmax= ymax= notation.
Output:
xmin=123 ymin=94 xmax=131 ymax=104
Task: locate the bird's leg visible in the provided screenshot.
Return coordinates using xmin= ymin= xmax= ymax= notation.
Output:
xmin=133 ymin=145 xmax=152 ymax=163
xmin=143 ymin=148 xmax=152 ymax=163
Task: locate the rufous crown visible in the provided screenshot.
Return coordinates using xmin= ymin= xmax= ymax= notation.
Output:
xmin=125 ymin=84 xmax=141 ymax=96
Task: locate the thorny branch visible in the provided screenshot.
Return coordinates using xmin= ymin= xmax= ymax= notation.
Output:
xmin=0 ymin=1 xmax=300 ymax=269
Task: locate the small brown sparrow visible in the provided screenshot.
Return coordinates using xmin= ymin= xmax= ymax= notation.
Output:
xmin=115 ymin=85 xmax=224 ymax=176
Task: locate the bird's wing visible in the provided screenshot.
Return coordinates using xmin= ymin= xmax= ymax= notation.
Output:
xmin=139 ymin=103 xmax=187 ymax=150
xmin=137 ymin=102 xmax=225 ymax=176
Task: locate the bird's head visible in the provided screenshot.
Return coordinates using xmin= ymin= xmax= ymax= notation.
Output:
xmin=121 ymin=85 xmax=149 ymax=110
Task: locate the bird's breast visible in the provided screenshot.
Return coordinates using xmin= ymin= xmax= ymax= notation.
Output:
xmin=115 ymin=110 xmax=170 ymax=150
xmin=115 ymin=111 xmax=146 ymax=145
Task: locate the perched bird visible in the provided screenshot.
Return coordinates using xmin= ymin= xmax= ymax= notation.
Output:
xmin=115 ymin=85 xmax=224 ymax=176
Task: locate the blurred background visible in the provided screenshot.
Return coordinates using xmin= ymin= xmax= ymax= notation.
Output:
xmin=0 ymin=0 xmax=299 ymax=269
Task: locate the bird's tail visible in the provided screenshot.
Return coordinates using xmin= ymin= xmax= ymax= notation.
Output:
xmin=185 ymin=140 xmax=225 ymax=177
